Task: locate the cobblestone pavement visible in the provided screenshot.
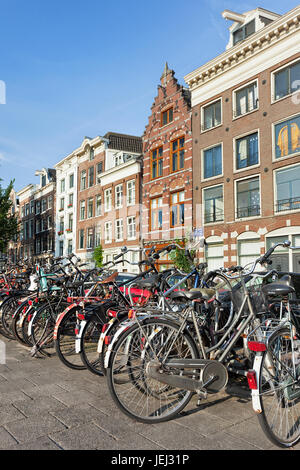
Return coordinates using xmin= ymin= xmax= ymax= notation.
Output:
xmin=0 ymin=337 xmax=298 ymax=451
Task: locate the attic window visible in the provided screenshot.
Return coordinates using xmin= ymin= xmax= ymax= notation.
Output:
xmin=233 ymin=19 xmax=255 ymax=45
xmin=41 ymin=175 xmax=46 ymax=187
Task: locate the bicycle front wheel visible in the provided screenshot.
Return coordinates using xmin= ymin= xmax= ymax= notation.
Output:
xmin=258 ymin=327 xmax=300 ymax=448
xmin=107 ymin=317 xmax=199 ymax=424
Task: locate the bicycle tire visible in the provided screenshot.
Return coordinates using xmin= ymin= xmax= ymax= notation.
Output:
xmin=258 ymin=327 xmax=300 ymax=448
xmin=55 ymin=308 xmax=86 ymax=370
xmin=107 ymin=317 xmax=199 ymax=423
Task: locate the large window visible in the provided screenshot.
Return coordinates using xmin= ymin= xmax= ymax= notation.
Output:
xmin=127 ymin=216 xmax=136 ymax=240
xmin=80 ymin=170 xmax=86 ymax=190
xmin=115 ymin=184 xmax=123 ymax=209
xmin=275 ymin=164 xmax=300 ymax=212
xmin=202 ymin=99 xmax=221 ymax=131
xmin=87 ymin=198 xmax=93 ymax=218
xmin=127 ymin=180 xmax=135 ymax=205
xmin=104 ymin=221 xmax=112 ymax=244
xmin=151 ymin=146 xmax=163 ymax=179
xmin=274 ymin=115 xmax=300 ymax=159
xmin=104 ymin=188 xmax=112 ymax=212
xmin=150 ymin=197 xmax=163 ymax=231
xmin=234 ymin=81 xmax=258 ymax=117
xmin=203 ymin=185 xmax=224 ymax=224
xmin=170 ymin=191 xmax=184 ymax=227
xmin=161 ymin=107 xmax=173 ymax=126
xmin=235 ymin=132 xmax=259 ymax=170
xmin=203 ymin=144 xmax=222 ymax=179
xmin=274 ymin=60 xmax=300 ymax=101
xmin=115 ymin=219 xmax=123 ymax=242
xmin=87 ymin=228 xmax=94 ymax=249
xmin=80 ymin=200 xmax=85 ymax=220
xmin=88 ymin=166 xmax=94 ymax=187
xmin=238 ymin=238 xmax=261 ymax=266
xmin=69 ymin=173 xmax=74 ymax=188
xmin=171 ymin=137 xmax=185 ymax=173
xmin=79 ymin=229 xmax=84 ymax=249
xmin=96 ymin=195 xmax=101 ymax=216
xmin=236 ymin=177 xmax=260 ymax=218
xmin=205 ymin=243 xmax=224 ymax=271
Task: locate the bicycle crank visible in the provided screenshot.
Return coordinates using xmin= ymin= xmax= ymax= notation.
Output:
xmin=146 ymin=358 xmax=228 ymax=394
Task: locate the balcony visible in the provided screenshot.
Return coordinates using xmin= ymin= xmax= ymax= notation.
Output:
xmin=236 ymin=205 xmax=260 ymax=219
xmin=276 ymin=197 xmax=300 ymax=213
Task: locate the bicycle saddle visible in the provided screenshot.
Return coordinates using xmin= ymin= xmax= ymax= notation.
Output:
xmin=262 ymin=275 xmax=295 ymax=297
xmin=131 ymin=274 xmax=160 ymax=289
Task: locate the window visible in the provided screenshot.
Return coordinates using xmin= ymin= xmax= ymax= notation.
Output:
xmin=161 ymin=107 xmax=173 ymax=126
xmin=59 ymin=217 xmax=64 ymax=232
xmin=97 ymin=162 xmax=103 ymax=175
xmin=48 ymin=195 xmax=53 ymax=209
xmin=150 ymin=197 xmax=163 ymax=231
xmin=41 ymin=175 xmax=47 ymax=187
xmin=203 ymin=185 xmax=224 ymax=224
xmin=87 ymin=198 xmax=93 ymax=218
xmin=127 ymin=180 xmax=135 ymax=205
xmin=47 ymin=215 xmax=52 ymax=229
xmin=202 ymin=100 xmax=221 ymax=131
xmin=114 ymin=153 xmax=124 ymax=167
xmin=68 ymin=193 xmax=73 ymax=207
xmin=25 ymin=204 xmax=29 ymax=216
xmin=35 ymin=201 xmax=41 ymax=215
xmin=104 ymin=188 xmax=112 ymax=212
xmin=170 ymin=191 xmax=184 ymax=227
xmin=89 ymin=147 xmax=94 ymax=160
xmin=87 ymin=228 xmax=94 ymax=248
xmin=235 ymin=132 xmax=259 ymax=170
xmin=95 ymin=227 xmax=101 ymax=247
xmin=115 ymin=184 xmax=123 ymax=209
xmin=104 ymin=221 xmax=112 ymax=243
xmin=275 ymin=164 xmax=300 ymax=212
xmin=68 ymin=213 xmax=73 ymax=232
xmin=238 ymin=239 xmax=261 ymax=266
xmin=96 ymin=195 xmax=101 ymax=216
xmin=151 ymin=146 xmax=163 ymax=179
xmin=274 ymin=115 xmax=300 ymax=159
xmin=80 ymin=170 xmax=86 ymax=190
xmin=233 ymin=19 xmax=255 ymax=45
xmin=205 ymin=243 xmax=224 ymax=271
xmin=236 ymin=177 xmax=260 ymax=218
xmin=30 ymin=201 xmax=35 ymax=214
xmin=67 ymin=239 xmax=73 ymax=255
xmin=88 ymin=166 xmax=94 ymax=187
xmin=42 ymin=199 xmax=47 ymax=212
xmin=60 ymin=179 xmax=65 ymax=193
xmin=80 ymin=200 xmax=85 ymax=220
xmin=274 ymin=60 xmax=300 ymax=101
xmin=234 ymin=82 xmax=258 ymax=117
xmin=171 ymin=137 xmax=185 ymax=173
xmin=115 ymin=219 xmax=123 ymax=241
xmin=36 ymin=238 xmax=41 ymax=254
xmin=69 ymin=173 xmax=74 ymax=188
xmin=59 ymin=198 xmax=65 ymax=210
xmin=127 ymin=216 xmax=136 ymax=240
xmin=59 ymin=240 xmax=64 ymax=257
xmin=79 ymin=229 xmax=84 ymax=249
xmin=203 ymin=144 xmax=222 ymax=179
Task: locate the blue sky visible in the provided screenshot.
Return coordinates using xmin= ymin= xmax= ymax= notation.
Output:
xmin=0 ymin=0 xmax=299 ymax=192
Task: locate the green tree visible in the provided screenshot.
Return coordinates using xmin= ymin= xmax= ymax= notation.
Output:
xmin=169 ymin=238 xmax=195 ymax=273
xmin=93 ymin=244 xmax=104 ymax=267
xmin=0 ymin=179 xmax=18 ymax=253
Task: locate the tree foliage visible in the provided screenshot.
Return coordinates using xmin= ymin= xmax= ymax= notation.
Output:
xmin=93 ymin=244 xmax=104 ymax=267
xmin=169 ymin=238 xmax=195 ymax=273
xmin=0 ymin=179 xmax=18 ymax=253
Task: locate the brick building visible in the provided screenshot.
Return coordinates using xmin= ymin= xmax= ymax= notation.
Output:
xmin=141 ymin=64 xmax=193 ymax=268
xmin=184 ymin=6 xmax=300 ymax=272
xmin=76 ymin=132 xmax=143 ymax=271
xmin=17 ymin=168 xmax=56 ymax=264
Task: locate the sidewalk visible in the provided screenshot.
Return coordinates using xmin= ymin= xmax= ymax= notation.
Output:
xmin=0 ymin=337 xmax=296 ymax=451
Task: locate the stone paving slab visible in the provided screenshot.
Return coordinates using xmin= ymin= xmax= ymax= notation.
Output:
xmin=0 ymin=337 xmax=299 ymax=452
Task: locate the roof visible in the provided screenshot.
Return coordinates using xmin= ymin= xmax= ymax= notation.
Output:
xmin=104 ymin=132 xmax=143 ymax=154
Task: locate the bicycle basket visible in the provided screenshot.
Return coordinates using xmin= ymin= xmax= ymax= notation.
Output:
xmin=232 ymin=279 xmax=268 ymax=317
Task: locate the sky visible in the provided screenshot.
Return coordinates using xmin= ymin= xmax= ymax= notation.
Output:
xmin=0 ymin=0 xmax=299 ymax=192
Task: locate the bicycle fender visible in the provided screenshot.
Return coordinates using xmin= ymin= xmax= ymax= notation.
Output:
xmin=53 ymin=304 xmax=78 ymax=340
xmin=75 ymin=320 xmax=87 ymax=353
xmin=251 ymin=355 xmax=263 ymax=413
xmin=97 ymin=318 xmax=115 ymax=353
xmin=104 ymin=318 xmax=136 ymax=369
xmin=28 ymin=311 xmax=38 ymax=336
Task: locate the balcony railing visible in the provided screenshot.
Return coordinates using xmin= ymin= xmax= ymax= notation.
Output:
xmin=276 ymin=197 xmax=300 ymax=213
xmin=236 ymin=205 xmax=260 ymax=219
xmin=204 ymin=210 xmax=224 ymax=224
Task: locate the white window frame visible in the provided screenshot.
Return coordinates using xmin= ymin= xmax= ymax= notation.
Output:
xmin=127 ymin=180 xmax=135 ymax=206
xmin=202 ymin=183 xmax=224 ymax=226
xmin=115 ymin=184 xmax=123 ymax=209
xmin=127 ymin=216 xmax=136 ymax=240
xmin=232 ymin=79 xmax=259 ymax=120
xmin=233 ymin=128 xmax=260 ymax=173
xmin=201 ymin=98 xmax=222 ymax=133
xmin=104 ymin=221 xmax=112 ymax=244
xmin=115 ymin=218 xmax=124 ymax=242
xmin=271 ymin=57 xmax=300 ymax=104
xmin=201 ymin=142 xmax=223 ymax=182
xmin=104 ymin=188 xmax=112 ymax=212
xmin=272 ymin=112 xmax=300 ymax=163
xmin=234 ymin=173 xmax=261 ymax=221
xmin=273 ymin=162 xmax=300 ymax=216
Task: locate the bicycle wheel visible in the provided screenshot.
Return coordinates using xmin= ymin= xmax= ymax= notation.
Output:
xmin=55 ymin=308 xmax=86 ymax=370
xmin=31 ymin=301 xmax=68 ymax=355
xmin=258 ymin=327 xmax=300 ymax=448
xmin=205 ymin=272 xmax=234 ymax=335
xmin=11 ymin=302 xmax=32 ymax=346
xmin=1 ymin=296 xmax=20 ymax=339
xmin=107 ymin=317 xmax=199 ymax=423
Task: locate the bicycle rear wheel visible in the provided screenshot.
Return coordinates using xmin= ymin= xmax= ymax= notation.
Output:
xmin=107 ymin=317 xmax=199 ymax=423
xmin=55 ymin=308 xmax=86 ymax=370
xmin=258 ymin=327 xmax=300 ymax=448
